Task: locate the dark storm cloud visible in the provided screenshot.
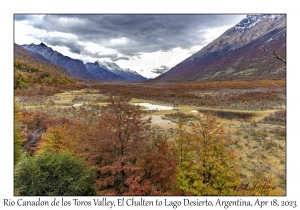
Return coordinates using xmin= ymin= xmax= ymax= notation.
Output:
xmin=111 ymin=56 xmax=131 ymax=62
xmin=16 ymin=14 xmax=245 ymax=59
xmin=80 ymin=50 xmax=118 ymax=59
xmin=151 ymin=65 xmax=170 ymax=75
xmin=14 ymin=15 xmax=31 ymax=21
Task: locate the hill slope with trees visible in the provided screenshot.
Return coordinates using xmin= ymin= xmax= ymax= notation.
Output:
xmin=14 ymin=43 xmax=75 ymax=90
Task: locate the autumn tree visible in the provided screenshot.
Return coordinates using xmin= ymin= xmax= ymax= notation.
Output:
xmin=132 ymin=129 xmax=178 ymax=195
xmin=20 ymin=110 xmax=49 ymax=154
xmin=88 ymin=96 xmax=151 ymax=195
xmin=172 ymin=113 xmax=241 ymax=195
xmin=97 ymin=96 xmax=150 ymax=164
xmin=14 ymin=100 xmax=25 ymax=165
xmin=94 ymin=127 xmax=178 ymax=196
xmin=36 ymin=121 xmax=86 ymax=156
xmin=171 ymin=122 xmax=195 ymax=195
xmin=83 ymin=96 xmax=178 ymax=195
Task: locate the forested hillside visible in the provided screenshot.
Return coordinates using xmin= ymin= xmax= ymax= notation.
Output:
xmin=14 ymin=43 xmax=74 ymax=92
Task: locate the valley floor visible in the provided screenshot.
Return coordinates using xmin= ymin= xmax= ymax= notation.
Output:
xmin=15 ymin=81 xmax=286 ymax=195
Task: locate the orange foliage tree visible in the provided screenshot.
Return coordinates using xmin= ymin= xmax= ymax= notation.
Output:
xmin=82 ymin=96 xmax=177 ymax=195
xmin=36 ymin=121 xmax=87 ymax=156
xmin=14 ymin=100 xmax=25 ymax=165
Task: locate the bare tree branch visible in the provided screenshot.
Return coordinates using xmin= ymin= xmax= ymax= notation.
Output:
xmin=260 ymin=47 xmax=286 ymax=64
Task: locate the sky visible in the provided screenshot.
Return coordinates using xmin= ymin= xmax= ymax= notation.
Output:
xmin=14 ymin=14 xmax=245 ymax=78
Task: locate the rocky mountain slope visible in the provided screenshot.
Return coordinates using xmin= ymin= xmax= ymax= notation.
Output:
xmin=85 ymin=61 xmax=125 ymax=81
xmin=153 ymin=14 xmax=286 ymax=82
xmin=21 ymin=43 xmax=95 ymax=80
xmin=87 ymin=61 xmax=147 ymax=81
xmin=20 ymin=43 xmax=147 ymax=82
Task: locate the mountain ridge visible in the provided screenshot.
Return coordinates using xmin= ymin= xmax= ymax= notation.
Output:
xmin=85 ymin=61 xmax=125 ymax=81
xmin=91 ymin=61 xmax=147 ymax=81
xmin=21 ymin=43 xmax=96 ymax=80
xmin=20 ymin=43 xmax=147 ymax=81
xmin=152 ymin=14 xmax=286 ymax=82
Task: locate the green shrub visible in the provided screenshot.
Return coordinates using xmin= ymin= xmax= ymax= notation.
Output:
xmin=14 ymin=152 xmax=97 ymax=196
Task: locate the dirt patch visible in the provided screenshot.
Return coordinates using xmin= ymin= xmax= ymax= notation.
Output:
xmin=150 ymin=115 xmax=177 ymax=128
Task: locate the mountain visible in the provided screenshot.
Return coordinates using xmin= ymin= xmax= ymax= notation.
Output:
xmin=14 ymin=43 xmax=74 ymax=88
xmin=21 ymin=43 xmax=147 ymax=82
xmin=20 ymin=43 xmax=95 ymax=80
xmin=153 ymin=14 xmax=286 ymax=82
xmin=91 ymin=61 xmax=147 ymax=81
xmin=85 ymin=61 xmax=125 ymax=81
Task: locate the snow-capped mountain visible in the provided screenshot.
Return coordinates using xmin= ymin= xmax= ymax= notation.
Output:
xmin=232 ymin=14 xmax=283 ymax=31
xmin=153 ymin=14 xmax=286 ymax=82
xmin=92 ymin=61 xmax=147 ymax=81
xmin=20 ymin=43 xmax=147 ymax=81
xmin=85 ymin=61 xmax=125 ymax=81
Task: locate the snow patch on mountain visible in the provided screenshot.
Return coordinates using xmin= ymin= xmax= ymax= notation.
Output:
xmin=186 ymin=14 xmax=285 ymax=62
xmin=95 ymin=61 xmax=147 ymax=81
xmin=96 ymin=61 xmax=140 ymax=75
xmin=232 ymin=14 xmax=284 ymax=31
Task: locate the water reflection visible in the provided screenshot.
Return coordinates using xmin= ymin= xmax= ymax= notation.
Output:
xmin=198 ymin=110 xmax=256 ymax=120
xmin=132 ymin=103 xmax=175 ymax=110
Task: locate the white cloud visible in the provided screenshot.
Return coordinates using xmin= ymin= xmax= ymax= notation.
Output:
xmin=55 ymin=16 xmax=86 ymax=27
xmin=116 ymin=47 xmax=197 ymax=78
xmin=14 ymin=21 xmax=44 ymax=45
xmin=107 ymin=37 xmax=129 ymax=46
xmin=189 ymin=45 xmax=203 ymax=54
xmin=201 ymin=24 xmax=234 ymax=43
xmin=79 ymin=41 xmax=118 ymax=60
xmin=47 ymin=45 xmax=80 ymax=58
xmin=40 ymin=31 xmax=78 ymax=40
